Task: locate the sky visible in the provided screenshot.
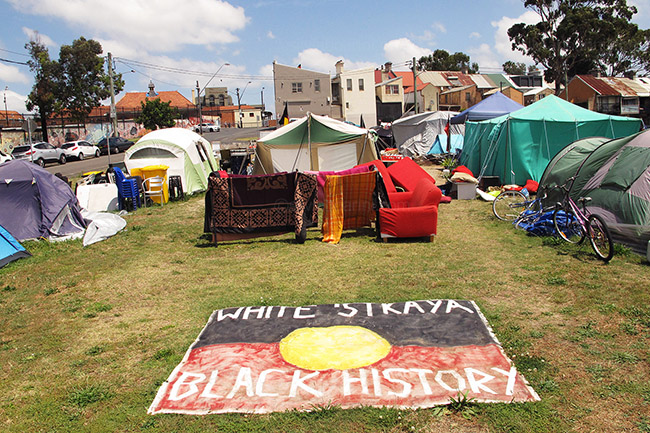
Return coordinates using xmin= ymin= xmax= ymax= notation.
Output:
xmin=1 ymin=0 xmax=650 ymax=117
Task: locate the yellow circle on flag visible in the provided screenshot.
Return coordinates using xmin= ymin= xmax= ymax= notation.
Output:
xmin=279 ymin=325 xmax=391 ymax=371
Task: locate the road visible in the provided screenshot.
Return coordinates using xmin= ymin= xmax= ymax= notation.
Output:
xmin=44 ymin=126 xmax=268 ymax=178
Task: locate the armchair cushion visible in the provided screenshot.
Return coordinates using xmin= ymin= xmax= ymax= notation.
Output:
xmin=386 ymin=157 xmax=436 ymax=191
xmin=378 ymin=178 xmax=442 ymax=238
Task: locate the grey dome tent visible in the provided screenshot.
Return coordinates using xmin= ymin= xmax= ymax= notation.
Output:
xmin=392 ymin=111 xmax=462 ymax=158
xmin=0 ymin=160 xmax=86 ymax=241
xmin=450 ymin=91 xmax=523 ymax=124
xmin=539 ymin=130 xmax=650 ymax=255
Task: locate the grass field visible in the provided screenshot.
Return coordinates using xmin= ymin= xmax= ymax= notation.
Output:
xmin=1 ymin=185 xmax=649 ymax=432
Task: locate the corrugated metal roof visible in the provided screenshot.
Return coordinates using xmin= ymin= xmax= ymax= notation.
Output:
xmin=440 ymin=84 xmax=474 ymax=95
xmin=418 ymin=71 xmax=451 ymax=87
xmin=440 ymin=71 xmax=474 ymax=86
xmin=470 ymin=74 xmax=495 ymax=89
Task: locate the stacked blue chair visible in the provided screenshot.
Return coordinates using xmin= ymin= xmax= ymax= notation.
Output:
xmin=112 ymin=167 xmax=140 ymax=211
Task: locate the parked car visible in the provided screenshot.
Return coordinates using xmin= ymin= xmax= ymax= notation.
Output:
xmin=96 ymin=136 xmax=134 ymax=155
xmin=12 ymin=142 xmax=66 ymax=167
xmin=0 ymin=151 xmax=12 ymax=164
xmin=61 ymin=140 xmax=101 ymax=160
xmin=193 ymin=122 xmax=220 ymax=133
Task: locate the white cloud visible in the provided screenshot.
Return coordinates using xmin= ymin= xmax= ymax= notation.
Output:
xmin=0 ymin=63 xmax=31 ymax=85
xmin=7 ymin=0 xmax=249 ymax=53
xmin=432 ymin=22 xmax=447 ymax=34
xmin=491 ymin=11 xmax=540 ymax=65
xmin=2 ymin=88 xmax=30 ymax=113
xmin=292 ymin=48 xmax=375 ymax=74
xmin=383 ymin=38 xmax=430 ymax=66
xmin=469 ymin=32 xmax=481 ymax=39
xmin=267 ymin=31 xmax=275 ymax=39
xmin=21 ymin=27 xmax=57 ymax=48
xmin=467 ymin=43 xmax=501 ymax=71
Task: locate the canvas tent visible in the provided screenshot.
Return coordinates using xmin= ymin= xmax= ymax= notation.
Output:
xmin=450 ymin=91 xmax=523 ymax=124
xmin=0 ymin=225 xmax=30 ymax=268
xmin=428 ymin=134 xmax=464 ymax=155
xmin=125 ymin=128 xmax=218 ymax=194
xmin=0 ymin=160 xmax=86 ymax=241
xmin=460 ymin=95 xmax=642 ymax=185
xmin=392 ymin=111 xmax=463 ymax=158
xmin=538 ymin=130 xmax=650 ymax=255
xmin=254 ymin=113 xmax=377 ymax=174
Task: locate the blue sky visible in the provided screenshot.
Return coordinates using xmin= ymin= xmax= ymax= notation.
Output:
xmin=1 ymin=0 xmax=649 ymax=115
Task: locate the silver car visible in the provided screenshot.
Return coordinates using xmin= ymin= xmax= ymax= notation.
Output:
xmin=12 ymin=142 xmax=67 ymax=167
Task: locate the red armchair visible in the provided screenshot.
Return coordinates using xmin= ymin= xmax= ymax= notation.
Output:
xmin=377 ymin=177 xmax=442 ymax=242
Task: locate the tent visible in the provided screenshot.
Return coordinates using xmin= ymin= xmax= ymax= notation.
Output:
xmin=0 ymin=160 xmax=86 ymax=241
xmin=125 ymin=128 xmax=218 ymax=194
xmin=460 ymin=95 xmax=642 ymax=185
xmin=428 ymin=134 xmax=464 ymax=155
xmin=539 ymin=130 xmax=650 ymax=255
xmin=392 ymin=111 xmax=463 ymax=157
xmin=0 ymin=225 xmax=30 ymax=268
xmin=450 ymin=91 xmax=523 ymax=124
xmin=254 ymin=113 xmax=377 ymax=174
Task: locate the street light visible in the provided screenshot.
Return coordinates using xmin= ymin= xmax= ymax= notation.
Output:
xmin=196 ymin=62 xmax=229 ymax=134
xmin=3 ymin=87 xmax=8 ymax=127
xmin=236 ymin=81 xmax=252 ymax=128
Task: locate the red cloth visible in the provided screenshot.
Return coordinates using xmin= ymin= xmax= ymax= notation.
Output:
xmin=451 ymin=165 xmax=474 ymax=177
xmin=524 ymin=179 xmax=539 ymax=194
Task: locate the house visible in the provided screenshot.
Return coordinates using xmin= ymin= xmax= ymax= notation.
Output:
xmin=116 ymin=81 xmax=194 ymax=111
xmin=194 ymin=87 xmax=233 ymax=107
xmin=559 ymin=75 xmax=648 ymax=123
xmin=331 ymin=61 xmax=377 ymax=126
xmin=374 ymin=62 xmax=404 ymax=123
xmin=273 ymin=61 xmax=331 ymax=120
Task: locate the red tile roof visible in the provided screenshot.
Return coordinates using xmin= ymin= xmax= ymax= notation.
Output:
xmin=116 ymin=91 xmax=193 ymax=109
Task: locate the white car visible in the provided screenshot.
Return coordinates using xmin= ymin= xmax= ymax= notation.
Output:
xmin=61 ymin=140 xmax=101 ymax=160
xmin=12 ymin=142 xmax=66 ymax=167
xmin=0 ymin=151 xmax=12 ymax=164
xmin=193 ymin=123 xmax=220 ymax=133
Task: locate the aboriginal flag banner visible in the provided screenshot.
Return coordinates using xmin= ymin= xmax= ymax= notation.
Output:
xmin=148 ymin=300 xmax=539 ymax=414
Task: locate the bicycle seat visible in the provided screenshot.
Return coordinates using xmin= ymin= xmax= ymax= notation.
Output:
xmin=577 ymin=197 xmax=592 ymax=204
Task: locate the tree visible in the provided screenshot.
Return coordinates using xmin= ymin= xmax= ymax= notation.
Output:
xmin=508 ymin=0 xmax=646 ymax=94
xmin=418 ymin=49 xmax=479 ymax=73
xmin=135 ymin=98 xmax=179 ymax=130
xmin=25 ymin=37 xmax=60 ymax=139
xmin=57 ymin=37 xmax=123 ymax=126
xmin=503 ymin=61 xmax=527 ymax=75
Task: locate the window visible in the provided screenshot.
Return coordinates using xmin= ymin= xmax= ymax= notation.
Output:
xmin=386 ymin=85 xmax=399 ymax=95
xmin=465 ymin=92 xmax=471 ymax=102
xmin=347 ymin=79 xmax=353 ymax=91
xmin=292 ymin=82 xmax=302 ymax=93
xmin=358 ymin=78 xmax=364 ymax=91
xmin=314 ymin=79 xmax=320 ymax=92
xmin=249 ymin=112 xmax=254 ymax=117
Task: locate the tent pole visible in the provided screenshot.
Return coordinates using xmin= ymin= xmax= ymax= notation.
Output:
xmin=358 ymin=133 xmax=368 ymax=165
xmin=308 ymin=113 xmax=312 ymax=170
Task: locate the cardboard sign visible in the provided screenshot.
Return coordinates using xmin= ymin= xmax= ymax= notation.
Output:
xmin=149 ymin=300 xmax=539 ymax=414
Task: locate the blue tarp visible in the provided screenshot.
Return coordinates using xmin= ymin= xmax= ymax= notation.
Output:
xmin=450 ymin=91 xmax=523 ymax=124
xmin=428 ymin=134 xmax=464 ymax=155
xmin=0 ymin=225 xmax=30 ymax=268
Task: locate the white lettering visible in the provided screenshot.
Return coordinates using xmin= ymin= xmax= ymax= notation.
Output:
xmin=200 ymin=370 xmax=221 ymax=398
xmin=226 ymin=367 xmax=255 ymax=398
xmin=243 ymin=306 xmax=266 ymax=320
xmin=293 ymin=306 xmax=316 ymax=319
xmin=342 ymin=369 xmax=368 ymax=396
xmin=492 ymin=366 xmax=518 ymax=396
xmin=383 ymin=368 xmax=412 ymax=397
xmin=403 ymin=301 xmax=425 ymax=315
xmin=216 ymin=307 xmax=244 ymax=321
xmin=277 ymin=306 xmax=287 ymax=318
xmin=169 ymin=372 xmax=205 ymax=401
xmin=337 ymin=303 xmax=358 ymax=318
xmin=289 ymin=371 xmax=322 ymax=397
xmin=425 ymin=300 xmax=443 ymax=314
xmin=446 ymin=300 xmax=474 ymax=314
xmin=435 ymin=370 xmax=466 ymax=392
xmin=264 ymin=306 xmax=274 ymax=319
xmin=381 ymin=303 xmax=402 ymax=315
xmin=256 ymin=369 xmax=285 ymax=397
xmin=465 ymin=368 xmax=497 ymax=394
xmin=366 ymin=303 xmax=373 ymax=317
xmin=371 ymin=368 xmax=382 ymax=396
xmin=409 ymin=368 xmax=433 ymax=395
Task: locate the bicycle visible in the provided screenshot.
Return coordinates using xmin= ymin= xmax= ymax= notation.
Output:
xmin=553 ymin=177 xmax=614 ymax=262
xmin=493 ymin=189 xmax=543 ymax=221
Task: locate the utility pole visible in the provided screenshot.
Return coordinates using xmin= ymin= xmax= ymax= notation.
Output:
xmin=107 ymin=52 xmax=118 ymax=165
xmin=196 ymin=81 xmax=203 ymax=134
xmin=236 ymin=87 xmax=241 ymax=128
xmin=412 ymin=57 xmax=418 ymax=115
xmin=3 ymin=87 xmax=8 ymax=127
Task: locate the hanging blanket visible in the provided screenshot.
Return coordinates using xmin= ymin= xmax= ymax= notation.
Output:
xmin=322 ymin=171 xmax=376 ymax=244
xmin=205 ymin=171 xmax=318 ymax=244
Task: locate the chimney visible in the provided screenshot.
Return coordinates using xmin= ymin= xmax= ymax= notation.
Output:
xmin=147 ymin=80 xmax=157 ymax=97
xmin=384 ymin=62 xmax=393 ymax=74
xmin=335 ymin=60 xmax=344 ymax=75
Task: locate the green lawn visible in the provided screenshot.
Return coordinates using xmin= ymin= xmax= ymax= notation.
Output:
xmin=0 ymin=195 xmax=648 ymax=432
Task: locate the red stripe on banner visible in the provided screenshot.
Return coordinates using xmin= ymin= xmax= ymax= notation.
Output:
xmin=149 ymin=343 xmax=538 ymax=414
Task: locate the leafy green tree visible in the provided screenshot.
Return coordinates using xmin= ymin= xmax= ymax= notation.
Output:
xmin=135 ymin=98 xmax=179 ymax=130
xmin=417 ymin=49 xmax=479 ymax=73
xmin=502 ymin=61 xmax=527 ymax=75
xmin=25 ymin=37 xmax=60 ymax=139
xmin=57 ymin=37 xmax=123 ymax=126
xmin=508 ymin=0 xmax=646 ymax=94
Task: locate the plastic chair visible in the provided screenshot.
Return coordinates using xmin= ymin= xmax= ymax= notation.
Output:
xmin=111 ymin=167 xmax=140 ymax=211
xmin=142 ymin=176 xmax=165 ymax=207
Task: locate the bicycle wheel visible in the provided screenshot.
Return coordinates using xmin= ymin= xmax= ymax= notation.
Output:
xmin=493 ymin=190 xmax=527 ymax=221
xmin=553 ymin=209 xmax=585 ymax=244
xmin=587 ymin=214 xmax=614 ymax=262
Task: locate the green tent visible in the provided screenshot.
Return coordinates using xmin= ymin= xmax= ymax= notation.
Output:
xmin=460 ymin=95 xmax=642 ymax=185
xmin=539 ymin=130 xmax=650 ymax=255
xmin=255 ymin=113 xmax=377 ymax=174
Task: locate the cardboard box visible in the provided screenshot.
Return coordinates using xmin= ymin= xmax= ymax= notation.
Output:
xmin=453 ymin=182 xmax=477 ymax=200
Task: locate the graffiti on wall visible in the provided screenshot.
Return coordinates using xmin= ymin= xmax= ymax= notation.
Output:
xmin=47 ymin=121 xmax=147 ymax=146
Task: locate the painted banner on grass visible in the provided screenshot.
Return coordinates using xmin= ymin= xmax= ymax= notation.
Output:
xmin=148 ymin=300 xmax=539 ymax=414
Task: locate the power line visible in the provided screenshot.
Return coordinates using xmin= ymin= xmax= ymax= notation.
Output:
xmin=0 ymin=48 xmax=30 ymax=58
xmin=0 ymin=57 xmax=29 ymax=66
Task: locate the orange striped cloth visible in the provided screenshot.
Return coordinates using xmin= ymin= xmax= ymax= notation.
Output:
xmin=322 ymin=171 xmax=376 ymax=243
